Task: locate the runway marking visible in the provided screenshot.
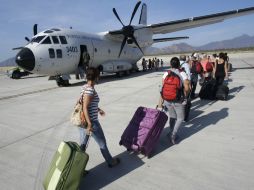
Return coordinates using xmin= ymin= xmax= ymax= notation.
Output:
xmin=241 ymin=59 xmax=254 ymax=68
xmin=0 ymin=86 xmax=59 ymax=101
xmin=0 ymin=119 xmax=67 ymax=150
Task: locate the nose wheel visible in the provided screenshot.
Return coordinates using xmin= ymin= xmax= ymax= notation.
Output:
xmin=56 ymin=76 xmax=70 ymax=87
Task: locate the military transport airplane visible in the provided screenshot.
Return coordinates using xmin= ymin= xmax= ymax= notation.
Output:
xmin=14 ymin=1 xmax=254 ymax=86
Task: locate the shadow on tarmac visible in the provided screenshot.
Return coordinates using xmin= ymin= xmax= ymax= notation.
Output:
xmin=152 ymin=107 xmax=229 ymax=158
xmin=79 ymin=73 xmax=240 ymax=189
xmin=233 ymin=66 xmax=254 ymax=71
xmin=79 ymin=151 xmax=145 ymax=190
xmin=228 ymin=85 xmax=245 ymax=100
xmin=179 ymin=107 xmax=229 ymax=142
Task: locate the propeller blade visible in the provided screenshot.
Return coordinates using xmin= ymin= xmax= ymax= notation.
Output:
xmin=131 ymin=35 xmax=144 ymax=55
xmin=129 ymin=1 xmax=141 ymax=25
xmin=25 ymin=37 xmax=30 ymax=42
xmin=113 ymin=8 xmax=125 ymax=27
xmin=33 ymin=24 xmax=38 ymax=35
xmin=118 ymin=37 xmax=127 ymax=57
xmin=12 ymin=47 xmax=23 ymax=50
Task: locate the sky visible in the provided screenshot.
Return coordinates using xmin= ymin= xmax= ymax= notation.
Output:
xmin=1 ymin=0 xmax=254 ymax=62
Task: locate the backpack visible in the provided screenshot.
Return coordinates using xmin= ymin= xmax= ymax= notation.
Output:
xmin=161 ymin=70 xmax=183 ymax=101
xmin=206 ymin=62 xmax=213 ymax=72
xmin=191 ymin=61 xmax=202 ymax=74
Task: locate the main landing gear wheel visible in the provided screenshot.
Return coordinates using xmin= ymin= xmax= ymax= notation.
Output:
xmin=124 ymin=70 xmax=131 ymax=75
xmin=56 ymin=76 xmax=70 ymax=87
xmin=116 ymin=71 xmax=124 ymax=77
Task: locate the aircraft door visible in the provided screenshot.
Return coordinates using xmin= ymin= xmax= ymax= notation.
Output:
xmin=80 ymin=43 xmax=94 ymax=69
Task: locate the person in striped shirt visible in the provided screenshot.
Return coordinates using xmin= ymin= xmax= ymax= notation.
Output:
xmin=79 ymin=67 xmax=120 ymax=168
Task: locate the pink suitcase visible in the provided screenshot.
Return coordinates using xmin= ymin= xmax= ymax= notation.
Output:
xmin=119 ymin=107 xmax=168 ymax=158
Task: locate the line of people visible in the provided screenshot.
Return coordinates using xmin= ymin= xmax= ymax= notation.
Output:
xmin=75 ymin=52 xmax=230 ymax=169
xmin=44 ymin=53 xmax=232 ymax=189
xmin=142 ymin=57 xmax=164 ymax=71
xmin=177 ymin=52 xmax=230 ymax=99
xmin=161 ymin=52 xmax=230 ymax=144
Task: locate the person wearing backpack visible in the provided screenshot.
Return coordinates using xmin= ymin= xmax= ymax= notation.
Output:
xmin=162 ymin=57 xmax=190 ymax=144
xmin=190 ymin=53 xmax=203 ymax=99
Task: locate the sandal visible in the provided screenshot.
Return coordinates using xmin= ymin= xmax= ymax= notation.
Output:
xmin=83 ymin=170 xmax=89 ymax=176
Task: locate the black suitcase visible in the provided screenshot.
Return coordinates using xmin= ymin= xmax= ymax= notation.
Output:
xmin=228 ymin=63 xmax=233 ymax=72
xmin=216 ymin=85 xmax=229 ymax=100
xmin=199 ymin=79 xmax=217 ymax=100
xmin=184 ymin=99 xmax=192 ymax=121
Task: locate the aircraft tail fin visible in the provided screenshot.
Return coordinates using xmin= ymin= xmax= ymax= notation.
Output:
xmin=139 ymin=3 xmax=147 ymax=25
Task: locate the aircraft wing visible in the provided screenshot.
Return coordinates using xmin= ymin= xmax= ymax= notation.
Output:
xmin=148 ymin=7 xmax=254 ymax=34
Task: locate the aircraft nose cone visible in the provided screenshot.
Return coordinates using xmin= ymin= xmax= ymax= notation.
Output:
xmin=16 ymin=48 xmax=35 ymax=71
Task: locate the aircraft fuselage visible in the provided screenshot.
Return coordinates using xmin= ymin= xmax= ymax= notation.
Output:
xmin=16 ymin=28 xmax=144 ymax=76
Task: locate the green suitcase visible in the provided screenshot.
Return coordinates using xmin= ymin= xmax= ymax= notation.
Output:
xmin=43 ymin=141 xmax=89 ymax=190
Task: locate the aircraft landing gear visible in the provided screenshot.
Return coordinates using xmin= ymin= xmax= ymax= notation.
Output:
xmin=56 ymin=76 xmax=70 ymax=87
xmin=116 ymin=71 xmax=124 ymax=77
xmin=11 ymin=70 xmax=22 ymax=79
xmin=124 ymin=70 xmax=131 ymax=75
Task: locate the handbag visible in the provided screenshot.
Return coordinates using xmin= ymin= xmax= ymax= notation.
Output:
xmin=70 ymin=94 xmax=87 ymax=128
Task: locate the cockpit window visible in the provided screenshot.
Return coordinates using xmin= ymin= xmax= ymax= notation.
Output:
xmin=31 ymin=35 xmax=45 ymax=43
xmin=41 ymin=36 xmax=52 ymax=44
xmin=52 ymin=36 xmax=59 ymax=44
xmin=44 ymin=30 xmax=54 ymax=33
xmin=59 ymin=36 xmax=67 ymax=44
xmin=51 ymin=28 xmax=61 ymax=31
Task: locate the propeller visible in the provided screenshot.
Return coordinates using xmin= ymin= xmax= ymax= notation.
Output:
xmin=25 ymin=24 xmax=38 ymax=42
xmin=25 ymin=37 xmax=30 ymax=42
xmin=112 ymin=1 xmax=144 ymax=57
xmin=13 ymin=24 xmax=38 ymax=50
xmin=33 ymin=24 xmax=38 ymax=36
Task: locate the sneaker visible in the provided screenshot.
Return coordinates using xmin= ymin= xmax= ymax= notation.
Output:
xmin=83 ymin=170 xmax=89 ymax=176
xmin=171 ymin=135 xmax=176 ymax=145
xmin=108 ymin=158 xmax=120 ymax=168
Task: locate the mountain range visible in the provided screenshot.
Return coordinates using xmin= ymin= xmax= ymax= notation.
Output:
xmin=152 ymin=34 xmax=254 ymax=54
xmin=1 ymin=34 xmax=254 ymax=66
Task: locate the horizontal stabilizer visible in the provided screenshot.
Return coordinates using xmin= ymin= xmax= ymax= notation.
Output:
xmin=153 ymin=36 xmax=189 ymax=43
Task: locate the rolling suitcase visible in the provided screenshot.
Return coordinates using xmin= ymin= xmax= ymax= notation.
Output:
xmin=216 ymin=84 xmax=229 ymax=100
xmin=43 ymin=135 xmax=90 ymax=190
xmin=199 ymin=78 xmax=217 ymax=100
xmin=228 ymin=63 xmax=233 ymax=72
xmin=119 ymin=107 xmax=168 ymax=158
xmin=184 ymin=98 xmax=192 ymax=122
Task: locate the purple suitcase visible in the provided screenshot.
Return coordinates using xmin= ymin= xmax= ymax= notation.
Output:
xmin=119 ymin=107 xmax=168 ymax=158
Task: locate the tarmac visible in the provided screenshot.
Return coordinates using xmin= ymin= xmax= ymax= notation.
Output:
xmin=0 ymin=52 xmax=254 ymax=190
